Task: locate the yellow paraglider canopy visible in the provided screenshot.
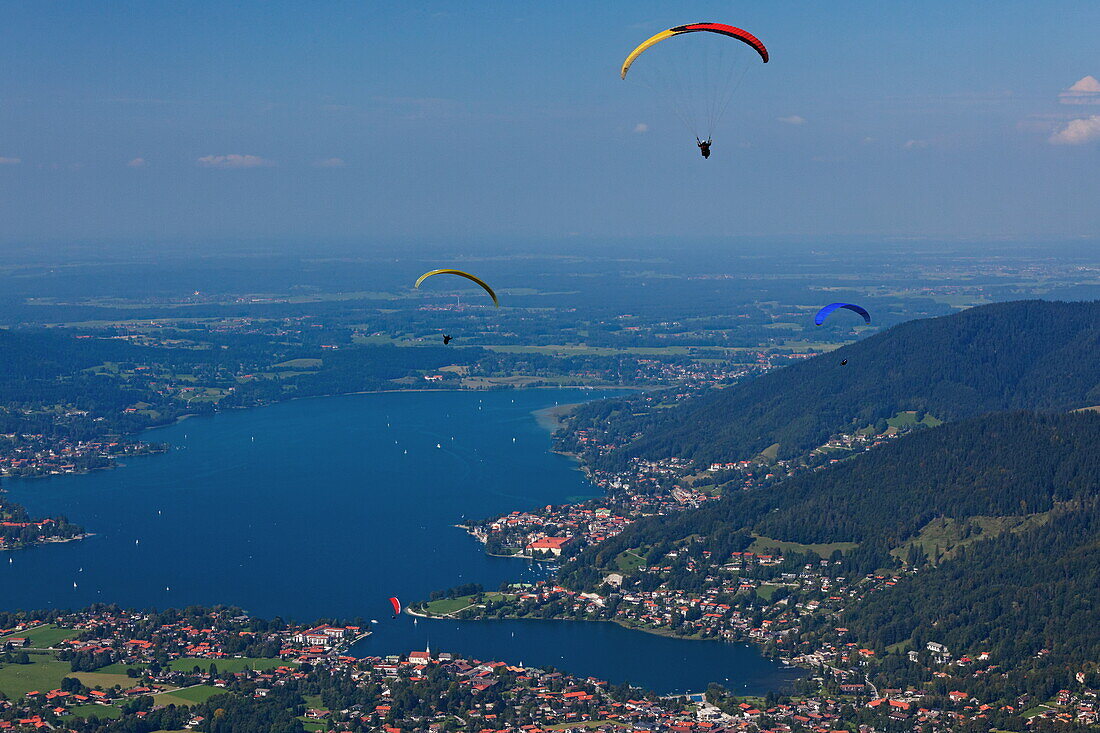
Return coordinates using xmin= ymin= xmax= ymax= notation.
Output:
xmin=414 ymin=269 xmax=500 ymax=307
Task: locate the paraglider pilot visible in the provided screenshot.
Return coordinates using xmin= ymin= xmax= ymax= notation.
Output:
xmin=696 ymin=137 xmax=712 ymax=159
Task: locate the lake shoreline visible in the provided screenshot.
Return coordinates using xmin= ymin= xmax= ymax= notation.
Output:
xmin=0 ymin=532 xmax=95 ymax=552
xmin=12 ymin=383 xmax=641 ymax=484
xmin=425 ymin=393 xmax=806 ymax=690
xmin=531 ymin=402 xmax=581 ymax=433
xmin=400 ymin=607 xmax=798 ymax=689
xmin=5 ymin=388 xmax=792 ymax=696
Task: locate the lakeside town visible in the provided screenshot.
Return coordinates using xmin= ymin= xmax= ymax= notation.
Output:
xmin=0 ymin=436 xmax=165 ymax=480
xmin=462 ymin=399 xmax=920 ymax=564
xmin=0 ymin=508 xmax=87 ymax=552
xmin=426 ymin=402 xmax=1100 ymax=732
xmin=2 ymin=606 xmax=1095 ymax=732
xmin=420 ymin=525 xmax=1098 ymax=731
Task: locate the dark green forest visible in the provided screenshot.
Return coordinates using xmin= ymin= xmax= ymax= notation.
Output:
xmin=844 ymin=498 xmax=1100 ymax=702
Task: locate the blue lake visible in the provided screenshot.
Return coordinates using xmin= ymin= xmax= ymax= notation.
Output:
xmin=1 ymin=389 xmax=796 ymax=694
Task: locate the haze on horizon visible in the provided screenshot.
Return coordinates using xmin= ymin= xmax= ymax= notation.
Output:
xmin=1 ymin=0 xmax=1098 ymax=246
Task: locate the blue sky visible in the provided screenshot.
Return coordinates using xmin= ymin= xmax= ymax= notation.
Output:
xmin=1 ymin=1 xmax=1098 ymax=244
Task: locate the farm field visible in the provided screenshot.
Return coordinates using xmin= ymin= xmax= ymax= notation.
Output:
xmin=153 ymin=684 xmax=225 ymax=707
xmin=0 ymin=624 xmax=80 ymax=648
xmin=748 ymin=534 xmax=858 ymax=558
xmin=0 ymin=657 xmax=72 ymax=699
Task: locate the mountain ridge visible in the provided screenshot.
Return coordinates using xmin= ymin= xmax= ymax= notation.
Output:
xmin=585 ymin=299 xmax=1100 ymax=467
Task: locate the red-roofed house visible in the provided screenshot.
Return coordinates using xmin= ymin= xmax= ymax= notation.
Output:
xmin=525 ymin=537 xmax=572 ymax=556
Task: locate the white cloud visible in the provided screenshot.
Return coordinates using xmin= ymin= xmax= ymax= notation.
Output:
xmin=127 ymin=157 xmax=147 ymax=168
xmin=778 ymin=115 xmax=806 ymax=125
xmin=196 ymin=154 xmax=272 ymax=169
xmin=0 ymin=156 xmax=20 ymax=165
xmin=903 ymin=139 xmax=930 ymax=149
xmin=313 ymin=157 xmax=346 ymax=168
xmin=633 ymin=122 xmax=649 ymax=134
xmin=1059 ymin=76 xmax=1100 ymax=105
xmin=1049 ymin=115 xmax=1100 ymax=145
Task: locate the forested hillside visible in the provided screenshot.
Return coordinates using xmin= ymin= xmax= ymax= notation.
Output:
xmin=842 ymin=498 xmax=1100 ymax=701
xmin=560 ymin=411 xmax=1100 ymax=697
xmin=563 ymin=411 xmax=1100 ymax=584
xmin=584 ymin=300 xmax=1100 ymax=466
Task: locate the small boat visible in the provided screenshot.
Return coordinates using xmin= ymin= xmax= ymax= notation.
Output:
xmin=371 ymin=619 xmax=379 ymax=624
xmin=436 ymin=443 xmax=441 ymax=449
xmin=73 ymin=581 xmax=78 ymax=588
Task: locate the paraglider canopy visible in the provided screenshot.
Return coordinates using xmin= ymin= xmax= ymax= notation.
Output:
xmin=389 ymin=597 xmax=401 ymax=615
xmin=620 ymin=23 xmax=768 ymax=80
xmin=814 ymin=303 xmax=871 ymax=326
xmin=620 ymin=22 xmax=769 ymax=150
xmin=415 ymin=269 xmax=499 ymax=307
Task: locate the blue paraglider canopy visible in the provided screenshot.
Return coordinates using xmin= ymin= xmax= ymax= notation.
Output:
xmin=814 ymin=302 xmax=871 ymax=326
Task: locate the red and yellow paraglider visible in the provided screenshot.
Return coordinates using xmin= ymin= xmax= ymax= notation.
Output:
xmin=621 ymin=22 xmax=769 ymax=157
xmin=620 ymin=23 xmax=768 ymax=79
